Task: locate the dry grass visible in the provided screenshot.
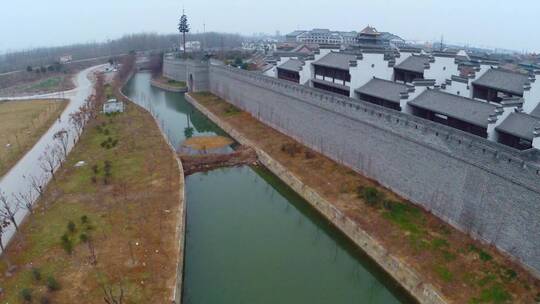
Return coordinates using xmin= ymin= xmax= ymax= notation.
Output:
xmin=191 ymin=92 xmax=540 ymax=304
xmin=182 ymin=136 xmax=233 ymax=151
xmin=0 ymin=99 xmax=67 ymax=177
xmin=0 ymin=102 xmax=182 ymax=303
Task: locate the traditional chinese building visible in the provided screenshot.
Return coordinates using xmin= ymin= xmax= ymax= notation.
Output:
xmin=472 ymin=68 xmax=529 ymax=102
xmin=310 ymin=52 xmax=357 ymax=96
xmin=393 ymin=55 xmax=430 ymax=83
xmin=496 ymin=111 xmax=540 ymax=150
xmin=408 ymin=89 xmax=499 ymax=138
xmin=277 ymin=59 xmax=303 ymax=83
xmin=354 ymin=77 xmax=410 ymax=111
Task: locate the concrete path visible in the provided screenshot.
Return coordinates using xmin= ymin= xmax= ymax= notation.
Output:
xmin=0 ymin=64 xmax=107 ymax=248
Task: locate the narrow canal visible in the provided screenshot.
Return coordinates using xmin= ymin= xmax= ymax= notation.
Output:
xmin=124 ymin=72 xmax=415 ymax=304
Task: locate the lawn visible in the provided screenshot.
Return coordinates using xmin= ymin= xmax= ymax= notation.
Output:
xmin=0 ymin=101 xmax=182 ymax=303
xmin=190 ymin=92 xmax=540 ymax=304
xmin=0 ymin=99 xmax=67 ymax=177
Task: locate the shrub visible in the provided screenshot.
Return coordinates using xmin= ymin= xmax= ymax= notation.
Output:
xmin=40 ymin=296 xmax=51 ymax=304
xmin=81 ymin=215 xmax=89 ymax=224
xmin=281 ymin=143 xmax=302 ymax=157
xmin=359 ymin=187 xmax=383 ymax=206
xmin=91 ymin=164 xmax=99 ymax=174
xmin=61 ymin=234 xmax=73 ymax=254
xmin=80 ymin=233 xmax=88 ymax=243
xmin=91 ymin=176 xmax=97 ymax=184
xmin=20 ymin=288 xmax=32 ymax=302
xmin=67 ymin=221 xmax=76 ymax=233
xmin=46 ymin=276 xmax=61 ymax=292
xmin=31 ymin=267 xmax=42 ymax=281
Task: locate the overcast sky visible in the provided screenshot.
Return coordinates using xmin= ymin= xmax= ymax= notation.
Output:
xmin=1 ymin=0 xmax=539 ymax=53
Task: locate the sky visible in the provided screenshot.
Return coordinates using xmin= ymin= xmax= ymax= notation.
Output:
xmin=1 ymin=0 xmax=539 ymax=53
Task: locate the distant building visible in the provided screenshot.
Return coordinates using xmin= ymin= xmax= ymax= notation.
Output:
xmin=59 ymin=55 xmax=72 ymax=64
xmin=103 ymin=99 xmax=124 ymax=114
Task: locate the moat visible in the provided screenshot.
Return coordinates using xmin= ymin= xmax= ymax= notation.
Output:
xmin=124 ymin=72 xmax=415 ymax=304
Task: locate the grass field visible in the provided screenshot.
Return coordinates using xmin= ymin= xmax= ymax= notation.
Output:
xmin=0 ymin=101 xmax=182 ymax=303
xmin=0 ymin=99 xmax=67 ymax=177
xmin=191 ymin=92 xmax=540 ymax=304
xmin=0 ymin=75 xmax=74 ymax=96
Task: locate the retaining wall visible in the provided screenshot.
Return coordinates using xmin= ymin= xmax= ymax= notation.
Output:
xmin=185 ymin=93 xmax=447 ymax=304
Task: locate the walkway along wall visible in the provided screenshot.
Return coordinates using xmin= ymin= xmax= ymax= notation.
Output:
xmin=167 ymin=59 xmax=540 ymax=276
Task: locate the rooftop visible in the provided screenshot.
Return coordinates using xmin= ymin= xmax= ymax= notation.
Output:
xmin=355 ymin=78 xmax=409 ymax=104
xmin=394 ymin=55 xmax=429 ymax=74
xmin=530 ymin=103 xmax=540 ymax=118
xmin=496 ymin=112 xmax=540 ymax=141
xmin=472 ymin=68 xmax=529 ymax=96
xmin=312 ymin=52 xmax=357 ymax=71
xmin=408 ymin=89 xmax=497 ymax=128
xmin=359 ymin=26 xmax=381 ymax=36
xmin=277 ymin=59 xmax=304 ymax=72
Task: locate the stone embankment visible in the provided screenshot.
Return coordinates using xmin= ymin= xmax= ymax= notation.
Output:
xmin=185 ymin=93 xmax=448 ymax=304
xmin=180 ymin=146 xmax=258 ymax=175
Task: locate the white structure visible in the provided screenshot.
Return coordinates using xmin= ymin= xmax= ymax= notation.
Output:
xmin=103 ymin=99 xmax=124 ymax=114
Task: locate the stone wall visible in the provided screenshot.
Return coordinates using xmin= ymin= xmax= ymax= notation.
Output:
xmin=163 ymin=58 xmax=209 ymax=92
xmin=206 ymin=65 xmax=540 ymax=276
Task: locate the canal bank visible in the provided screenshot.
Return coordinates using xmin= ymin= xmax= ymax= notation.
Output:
xmin=123 ymin=72 xmax=417 ymax=304
xmin=185 ymin=93 xmax=445 ymax=304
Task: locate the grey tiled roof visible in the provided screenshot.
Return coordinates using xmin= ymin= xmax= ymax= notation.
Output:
xmin=408 ymin=89 xmax=497 ymax=127
xmin=312 ymin=52 xmax=356 ymax=71
xmin=472 ymin=68 xmax=529 ymax=96
xmin=277 ymin=59 xmax=304 ymax=72
xmin=354 ymin=78 xmax=409 ymax=104
xmin=394 ymin=55 xmax=429 ymax=74
xmin=496 ymin=112 xmax=540 ymax=140
xmin=530 ymin=103 xmax=540 ymax=118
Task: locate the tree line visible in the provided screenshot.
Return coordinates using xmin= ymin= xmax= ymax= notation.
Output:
xmin=0 ymin=32 xmax=246 ymax=73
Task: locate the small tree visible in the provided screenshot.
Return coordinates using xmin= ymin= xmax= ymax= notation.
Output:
xmin=0 ymin=190 xmax=19 ymax=231
xmin=178 ymin=10 xmax=190 ymax=56
xmin=54 ymin=129 xmax=70 ymax=160
xmin=14 ymin=188 xmax=37 ymax=214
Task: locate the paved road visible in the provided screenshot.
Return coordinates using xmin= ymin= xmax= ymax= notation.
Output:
xmin=0 ymin=64 xmax=107 ymax=248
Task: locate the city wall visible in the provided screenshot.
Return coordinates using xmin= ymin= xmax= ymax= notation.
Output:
xmin=166 ymin=59 xmax=540 ymax=276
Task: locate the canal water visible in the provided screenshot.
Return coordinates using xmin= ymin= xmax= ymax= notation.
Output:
xmin=123 ymin=72 xmax=414 ymax=304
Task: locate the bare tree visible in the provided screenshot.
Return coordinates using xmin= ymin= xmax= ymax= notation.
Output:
xmin=25 ymin=174 xmax=46 ymax=199
xmin=39 ymin=145 xmax=62 ymax=181
xmin=0 ymin=218 xmax=12 ymax=267
xmin=13 ymin=188 xmax=37 ymax=214
xmin=0 ymin=190 xmax=20 ymax=232
xmin=54 ymin=129 xmax=70 ymax=160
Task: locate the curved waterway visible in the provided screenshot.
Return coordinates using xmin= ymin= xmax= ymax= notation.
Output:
xmin=124 ymin=72 xmax=415 ymax=304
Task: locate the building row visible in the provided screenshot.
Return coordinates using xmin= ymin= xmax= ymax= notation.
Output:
xmin=285 ymin=26 xmax=406 ymax=48
xmin=265 ymin=46 xmax=540 ymax=151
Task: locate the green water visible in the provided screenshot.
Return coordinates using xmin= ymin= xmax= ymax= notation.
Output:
xmin=124 ymin=73 xmax=415 ymax=304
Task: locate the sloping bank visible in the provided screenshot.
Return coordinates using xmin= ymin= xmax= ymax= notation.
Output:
xmin=185 ymin=93 xmax=445 ymax=304
xmin=118 ymin=86 xmax=186 ymax=304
